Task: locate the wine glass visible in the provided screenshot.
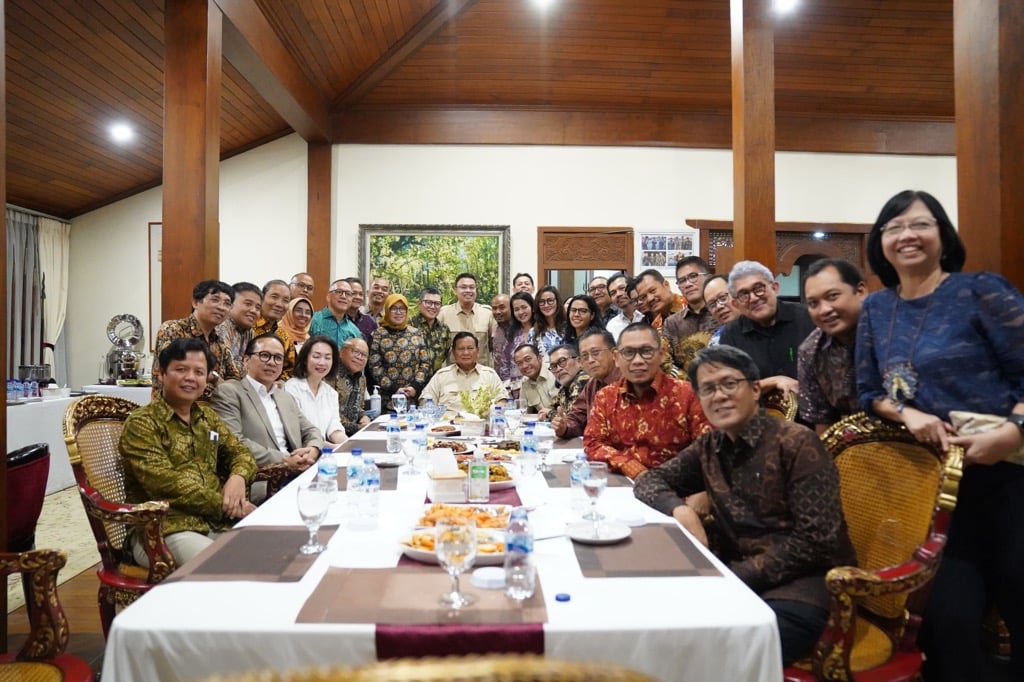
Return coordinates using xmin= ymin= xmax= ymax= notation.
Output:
xmin=536 ymin=433 xmax=554 ymax=472
xmin=400 ymin=431 xmax=421 ymax=475
xmin=297 ymin=481 xmax=331 ymax=554
xmin=582 ymin=461 xmax=609 ymax=536
xmin=435 ymin=518 xmax=478 ymax=609
xmin=392 ymin=392 xmax=408 ymax=418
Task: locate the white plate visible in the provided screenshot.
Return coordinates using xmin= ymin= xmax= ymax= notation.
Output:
xmin=490 ymin=479 xmax=516 ymax=491
xmin=400 ymin=530 xmax=506 ymax=566
xmin=371 ymin=453 xmax=406 ymax=467
xmin=561 ymin=453 xmax=578 ymax=464
xmin=566 ymin=521 xmax=632 ymax=545
xmin=417 ymin=504 xmax=512 ymax=529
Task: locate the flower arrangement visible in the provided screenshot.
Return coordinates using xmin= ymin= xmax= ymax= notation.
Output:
xmin=458 ymin=385 xmax=504 ymax=419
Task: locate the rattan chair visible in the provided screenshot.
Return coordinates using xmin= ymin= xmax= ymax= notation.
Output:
xmin=200 ymin=654 xmax=656 ymax=682
xmin=0 ymin=549 xmax=93 ymax=681
xmin=784 ymin=412 xmax=963 ymax=681
xmin=761 ymin=388 xmax=798 ymax=421
xmin=63 ymin=394 xmax=176 ymax=637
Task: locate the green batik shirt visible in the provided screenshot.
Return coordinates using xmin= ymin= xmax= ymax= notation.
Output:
xmin=120 ymin=395 xmax=257 ymax=535
xmin=410 ymin=313 xmax=451 ymax=374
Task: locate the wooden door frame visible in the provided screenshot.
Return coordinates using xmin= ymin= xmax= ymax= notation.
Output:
xmin=536 ymin=227 xmax=634 ymax=290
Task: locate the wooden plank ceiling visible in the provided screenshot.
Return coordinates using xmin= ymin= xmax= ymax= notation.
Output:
xmin=5 ymin=0 xmax=953 ymax=220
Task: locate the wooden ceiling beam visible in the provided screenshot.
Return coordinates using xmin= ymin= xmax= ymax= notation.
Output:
xmin=332 ymin=0 xmax=480 ymax=110
xmin=214 ymin=0 xmax=331 ymax=142
xmin=332 ymin=108 xmax=954 ymax=156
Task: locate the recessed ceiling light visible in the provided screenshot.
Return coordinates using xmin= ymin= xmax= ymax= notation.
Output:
xmin=774 ymin=0 xmax=799 ymax=14
xmin=530 ymin=0 xmax=556 ymax=11
xmin=109 ymin=122 xmax=134 ymax=144
xmin=813 ymin=231 xmax=826 ymax=240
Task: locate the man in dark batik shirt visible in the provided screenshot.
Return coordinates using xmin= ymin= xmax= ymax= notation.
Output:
xmin=543 ymin=344 xmax=589 ymax=420
xmin=635 ymin=345 xmax=854 ymax=666
xmin=330 ymin=337 xmax=371 ymax=435
xmin=796 ymin=258 xmax=867 ymax=433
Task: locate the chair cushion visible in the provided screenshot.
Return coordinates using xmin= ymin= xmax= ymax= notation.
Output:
xmin=5 ymin=444 xmax=50 ymax=551
xmin=849 ymin=616 xmax=895 ymax=672
xmin=0 ymin=654 xmax=93 ymax=682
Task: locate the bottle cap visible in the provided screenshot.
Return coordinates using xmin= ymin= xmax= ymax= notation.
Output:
xmin=555 ymin=593 xmax=571 ymax=602
xmin=471 ymin=567 xmax=506 ymax=590
xmin=352 ymin=448 xmax=363 ymax=456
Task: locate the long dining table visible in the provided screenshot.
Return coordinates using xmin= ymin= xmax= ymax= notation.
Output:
xmin=102 ymin=419 xmax=783 ymax=682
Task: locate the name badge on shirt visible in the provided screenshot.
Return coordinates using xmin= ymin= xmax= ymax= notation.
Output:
xmin=210 ymin=430 xmax=219 ymax=442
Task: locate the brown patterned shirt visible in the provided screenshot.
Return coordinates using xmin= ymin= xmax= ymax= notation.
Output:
xmin=634 ymin=412 xmax=855 ymax=609
xmin=551 ymin=368 xmax=590 ymax=413
xmin=252 ymin=317 xmax=297 ymax=381
xmin=409 ymin=313 xmax=451 ymax=376
xmin=328 ymin=370 xmax=367 ymax=436
xmin=662 ymin=305 xmax=721 ymax=367
xmin=152 ymin=315 xmax=241 ymax=401
xmin=583 ymin=371 xmax=710 ymax=478
xmin=368 ymin=325 xmax=431 ymax=410
xmin=796 ymin=328 xmax=859 ymax=427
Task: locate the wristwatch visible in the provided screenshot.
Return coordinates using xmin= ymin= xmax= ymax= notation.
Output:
xmin=1006 ymin=413 xmax=1024 ymax=434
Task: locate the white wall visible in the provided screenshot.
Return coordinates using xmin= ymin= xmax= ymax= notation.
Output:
xmin=67 ymin=135 xmax=956 ymax=388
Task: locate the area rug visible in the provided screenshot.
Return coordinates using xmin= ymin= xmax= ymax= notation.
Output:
xmin=6 ymin=487 xmax=99 ymax=612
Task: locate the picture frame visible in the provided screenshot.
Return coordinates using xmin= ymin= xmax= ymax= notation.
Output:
xmin=358 ymin=225 xmax=510 ymax=304
xmin=637 ymin=229 xmax=698 ymax=279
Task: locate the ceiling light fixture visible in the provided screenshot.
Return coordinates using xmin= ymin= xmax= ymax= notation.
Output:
xmin=813 ymin=231 xmax=826 ymax=240
xmin=109 ymin=122 xmax=134 ymax=144
xmin=530 ymin=0 xmax=556 ymax=11
xmin=773 ymin=0 xmax=799 ymax=14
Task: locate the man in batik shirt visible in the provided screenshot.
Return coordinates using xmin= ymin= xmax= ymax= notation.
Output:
xmin=252 ymin=279 xmax=299 ymax=381
xmin=409 ymin=287 xmax=451 ymax=380
xmin=542 ymin=344 xmax=589 ymax=421
xmin=554 ymin=329 xmax=619 ymax=439
xmin=345 ymin=277 xmax=378 ymax=346
xmin=634 ymin=344 xmax=855 ymax=666
xmin=121 ymin=338 xmax=256 ymax=567
xmin=796 ymin=258 xmax=867 ymax=433
xmin=663 ymin=257 xmax=722 ymax=368
xmin=583 ymin=323 xmax=709 ymax=478
xmin=331 ymin=337 xmax=371 ymax=435
xmin=152 ymin=279 xmax=241 ymax=401
xmin=216 ymin=281 xmax=262 ymax=370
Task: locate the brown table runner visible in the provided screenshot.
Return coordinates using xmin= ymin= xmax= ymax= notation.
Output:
xmin=573 ymin=523 xmax=720 ymax=578
xmin=336 ymin=438 xmax=390 ymax=454
xmin=553 ymin=436 xmax=583 ymax=450
xmin=543 ymin=464 xmax=632 ymax=489
xmin=162 ymin=525 xmax=339 ymax=583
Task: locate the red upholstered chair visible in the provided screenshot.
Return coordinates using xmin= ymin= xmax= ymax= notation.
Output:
xmin=5 ymin=442 xmax=50 ymax=552
xmin=784 ymin=412 xmax=963 ymax=681
xmin=0 ymin=549 xmax=93 ymax=681
xmin=62 ymin=395 xmax=176 ymax=638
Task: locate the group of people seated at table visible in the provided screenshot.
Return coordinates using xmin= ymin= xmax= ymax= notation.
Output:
xmin=119 ymin=189 xmax=1023 ymax=679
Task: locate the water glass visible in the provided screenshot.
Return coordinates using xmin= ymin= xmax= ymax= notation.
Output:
xmin=436 ymin=519 xmax=477 ymax=609
xmin=536 ymin=433 xmax=554 ymax=471
xmin=296 ymin=481 xmax=331 ymax=554
xmin=392 ymin=392 xmax=408 ymax=416
xmin=582 ymin=461 xmax=608 ymax=531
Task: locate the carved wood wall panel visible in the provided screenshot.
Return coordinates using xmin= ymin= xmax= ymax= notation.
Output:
xmin=538 ymin=228 xmax=634 ymax=271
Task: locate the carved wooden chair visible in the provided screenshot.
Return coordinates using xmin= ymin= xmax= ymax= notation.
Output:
xmin=0 ymin=549 xmax=93 ymax=681
xmin=761 ymin=388 xmax=798 ymax=421
xmin=200 ymin=654 xmax=657 ymax=681
xmin=784 ymin=412 xmax=963 ymax=681
xmin=62 ymin=394 xmax=176 ymax=638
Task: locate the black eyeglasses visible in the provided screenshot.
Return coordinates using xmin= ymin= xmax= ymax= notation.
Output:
xmin=420 ymin=300 xmax=442 ymax=308
xmin=676 ymin=272 xmax=707 ymax=286
xmin=250 ymin=351 xmax=285 ymax=364
xmin=734 ymin=282 xmax=769 ymax=304
xmin=617 ymin=346 xmax=658 ymax=360
xmin=697 ymin=378 xmax=750 ymax=398
xmin=548 ymin=357 xmax=572 ymax=371
xmin=568 ymin=307 xmax=591 ymax=315
xmin=707 ymin=293 xmax=731 ymax=310
xmin=578 ymin=348 xmax=608 ymax=362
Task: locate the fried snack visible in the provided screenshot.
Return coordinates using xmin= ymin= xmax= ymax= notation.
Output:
xmin=428 ymin=439 xmax=469 ymax=453
xmin=406 ymin=530 xmax=505 ymax=555
xmin=417 ymin=503 xmax=511 ymax=528
xmin=480 ymin=439 xmax=521 ymax=456
xmin=430 ymin=424 xmax=458 ymax=433
xmin=457 ymin=461 xmax=512 ymax=482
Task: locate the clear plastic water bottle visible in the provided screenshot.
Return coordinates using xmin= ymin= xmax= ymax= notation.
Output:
xmin=317 ymin=445 xmax=339 ymax=502
xmin=368 ymin=386 xmax=382 ymax=419
xmin=422 ymin=396 xmax=436 ymax=423
xmin=386 ymin=413 xmax=402 ymax=453
xmin=519 ymin=429 xmax=538 ymax=477
xmin=504 ymin=507 xmax=536 ymax=601
xmin=489 ymin=405 xmax=506 ymax=439
xmin=467 ymin=450 xmax=490 ymax=503
xmin=355 ymin=455 xmax=381 ymax=529
xmin=569 ymin=452 xmax=590 ymax=514
xmin=345 ymin=448 xmax=363 ymax=514
xmin=27 ymin=380 xmax=39 ymax=398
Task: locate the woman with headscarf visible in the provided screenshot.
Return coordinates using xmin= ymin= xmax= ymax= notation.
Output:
xmin=368 ymin=293 xmax=431 ymax=412
xmin=280 ymin=296 xmax=314 ymax=350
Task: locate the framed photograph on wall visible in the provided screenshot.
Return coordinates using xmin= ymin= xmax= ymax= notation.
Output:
xmin=637 ymin=229 xmax=698 ymax=279
xmin=358 ymin=225 xmax=510 ymax=304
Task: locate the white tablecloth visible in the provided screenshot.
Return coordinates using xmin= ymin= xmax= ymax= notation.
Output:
xmin=103 ymin=429 xmax=783 ymax=682
xmin=81 ymin=384 xmax=152 ymax=405
xmin=6 ymin=397 xmax=77 ymax=493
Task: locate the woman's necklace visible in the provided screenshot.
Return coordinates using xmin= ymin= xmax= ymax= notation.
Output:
xmin=881 ymin=273 xmax=947 ymax=408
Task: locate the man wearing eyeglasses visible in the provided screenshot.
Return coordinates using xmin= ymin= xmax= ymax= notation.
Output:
xmin=701 ymin=275 xmax=738 ymax=346
xmin=552 ymin=330 xmax=618 ymax=439
xmin=717 ymin=260 xmax=815 ymax=396
xmin=437 ymin=272 xmax=498 ymax=369
xmin=289 ymin=272 xmax=315 ymax=301
xmin=663 ymin=257 xmax=722 ymax=368
xmin=331 ymin=337 xmax=372 ymax=435
xmin=544 ymin=344 xmax=589 ymax=422
xmin=588 ymin=276 xmax=618 ymax=326
xmin=513 ymin=343 xmax=558 ymax=414
xmin=605 ymin=273 xmax=644 ymax=341
xmin=252 ymin=279 xmax=299 ymax=381
xmin=410 ymin=287 xmax=451 ymax=379
xmin=310 ymin=278 xmax=361 ymax=351
xmin=583 ymin=323 xmax=709 ymax=478
xmin=211 ymin=333 xmax=324 ymax=473
xmin=344 ymin=277 xmax=378 ymax=346
xmin=634 ymin=344 xmax=854 ymax=666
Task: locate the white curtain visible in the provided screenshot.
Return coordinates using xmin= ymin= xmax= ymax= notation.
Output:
xmin=38 ymin=217 xmax=72 ymax=380
xmin=6 ymin=208 xmax=43 ymax=376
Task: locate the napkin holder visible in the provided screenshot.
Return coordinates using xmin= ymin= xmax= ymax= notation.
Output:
xmin=426 ymin=448 xmax=467 ymax=503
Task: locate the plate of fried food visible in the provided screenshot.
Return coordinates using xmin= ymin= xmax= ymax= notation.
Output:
xmin=417 ymin=503 xmax=512 ymax=529
xmin=479 ymin=439 xmax=521 ymax=458
xmin=400 ymin=528 xmax=507 ymax=566
xmin=427 ymin=438 xmax=472 ymax=455
xmin=456 ymin=461 xmax=516 ymax=490
xmin=428 ymin=423 xmax=461 ymax=437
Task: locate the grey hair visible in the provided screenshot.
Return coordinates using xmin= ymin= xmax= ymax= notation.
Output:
xmin=727 ymin=261 xmax=775 ymax=296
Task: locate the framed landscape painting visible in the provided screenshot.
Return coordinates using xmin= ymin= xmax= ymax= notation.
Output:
xmin=358 ymin=225 xmax=510 ymax=305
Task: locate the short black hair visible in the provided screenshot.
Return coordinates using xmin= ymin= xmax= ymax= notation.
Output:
xmin=513 ymin=272 xmax=534 ymax=286
xmin=245 ymin=332 xmax=286 ymax=356
xmin=262 ymin=279 xmax=289 ymax=296
xmin=345 ymin=276 xmax=364 ymax=287
xmin=454 ymin=273 xmax=477 ymax=285
xmin=866 ymin=189 xmax=965 ymax=288
xmin=578 ymin=327 xmax=615 ymax=349
xmin=232 ymin=281 xmax=262 ymax=299
xmin=159 ymin=337 xmax=212 ymax=373
xmin=548 ymin=343 xmax=579 ymax=358
xmin=293 ymin=334 xmax=339 ymax=380
xmin=618 ymin=322 xmax=660 ymax=346
xmin=636 ymin=269 xmax=667 ymax=285
xmin=687 ymin=345 xmax=761 ymax=386
xmin=676 ymin=256 xmax=710 ymax=274
xmin=513 ymin=343 xmax=541 ymax=358
xmin=702 ymin=274 xmax=728 ymax=297
xmin=803 ymin=258 xmax=866 ymax=294
xmin=192 ymin=280 xmax=234 ymax=303
xmin=419 ymin=287 xmax=441 ymax=300
xmin=607 ymin=272 xmax=631 ymax=291
xmin=451 ymin=330 xmax=478 ymax=349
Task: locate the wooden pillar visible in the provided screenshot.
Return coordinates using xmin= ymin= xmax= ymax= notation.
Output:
xmin=0 ymin=0 xmax=8 ymax=554
xmin=307 ymin=142 xmax=332 ymax=288
xmin=730 ymin=0 xmax=776 ymax=271
xmin=163 ymin=0 xmax=222 ymax=320
xmin=955 ymin=0 xmax=1024 ymax=289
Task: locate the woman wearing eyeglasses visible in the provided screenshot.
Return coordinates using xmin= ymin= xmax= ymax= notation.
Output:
xmin=530 ymin=285 xmax=566 ymax=357
xmin=368 ymin=294 xmax=431 ymax=412
xmin=280 ymin=297 xmax=314 ymax=351
xmin=562 ymin=294 xmax=604 ymax=349
xmin=856 ymin=189 xmax=1024 ymax=681
xmin=284 ymin=334 xmax=347 ymax=444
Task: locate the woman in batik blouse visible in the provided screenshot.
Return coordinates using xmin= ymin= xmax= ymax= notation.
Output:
xmin=368 ymin=293 xmax=431 ymax=412
xmin=530 ymin=285 xmax=566 ymax=358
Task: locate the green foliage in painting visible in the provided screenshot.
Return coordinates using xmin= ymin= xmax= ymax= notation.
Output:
xmin=369 ymin=232 xmax=500 ymax=304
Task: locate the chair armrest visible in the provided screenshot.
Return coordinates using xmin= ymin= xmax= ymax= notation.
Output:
xmin=252 ymin=462 xmax=300 ymax=501
xmin=825 ymin=531 xmax=946 ymax=599
xmin=0 ymin=549 xmax=69 ymax=660
xmin=78 ymin=485 xmax=177 ymax=582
